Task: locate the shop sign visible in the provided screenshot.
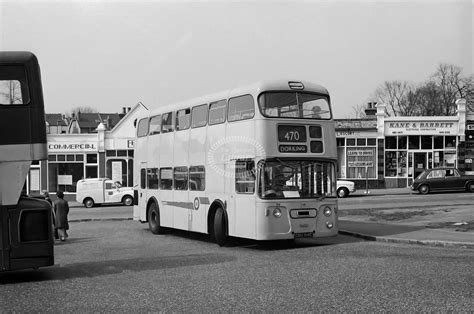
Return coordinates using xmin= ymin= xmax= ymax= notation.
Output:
xmin=57 ymin=175 xmax=73 ymax=185
xmin=348 ymin=161 xmax=373 ymax=167
xmin=347 ymin=150 xmax=374 ymax=156
xmin=467 ymin=124 xmax=474 ymax=131
xmin=127 ymin=140 xmax=135 ymax=148
xmin=385 ymin=121 xmax=457 ymax=135
xmin=48 ymin=143 xmax=97 ymax=152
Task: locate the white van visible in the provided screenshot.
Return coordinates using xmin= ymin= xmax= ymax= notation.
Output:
xmin=76 ymin=178 xmax=134 ymax=208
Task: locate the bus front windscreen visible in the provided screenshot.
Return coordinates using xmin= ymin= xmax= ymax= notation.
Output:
xmin=258 ymin=92 xmax=331 ymax=119
xmin=258 ymin=159 xmax=336 ymax=199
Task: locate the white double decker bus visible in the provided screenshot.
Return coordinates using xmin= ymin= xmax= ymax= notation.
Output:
xmin=133 ymin=80 xmax=338 ymax=246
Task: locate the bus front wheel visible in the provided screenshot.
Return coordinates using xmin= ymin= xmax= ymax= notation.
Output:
xmin=148 ymin=202 xmax=165 ymax=234
xmin=214 ymin=207 xmax=228 ymax=247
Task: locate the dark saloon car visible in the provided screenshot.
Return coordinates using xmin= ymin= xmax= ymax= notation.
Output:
xmin=411 ymin=167 xmax=474 ymax=194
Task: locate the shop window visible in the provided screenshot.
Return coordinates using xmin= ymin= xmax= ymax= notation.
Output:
xmin=367 ymin=138 xmax=376 ymax=146
xmin=76 ymin=154 xmax=84 ymax=162
xmin=174 ymin=167 xmax=188 ymax=190
xmin=421 ymin=136 xmax=432 ymax=149
xmin=445 ymin=136 xmax=456 ymax=148
xmin=66 ymin=155 xmax=75 ymax=162
xmin=117 ymin=150 xmax=127 ymax=157
xmin=85 ymin=166 xmax=98 ymax=178
xmin=337 ymin=138 xmax=345 ymax=147
xmin=385 ymin=136 xmax=396 ymax=149
xmin=356 ymin=138 xmax=366 ymax=146
xmin=408 ymin=136 xmax=420 ymax=149
xmin=160 ymin=168 xmax=173 ymax=190
xmin=228 ymin=95 xmax=255 ymax=122
xmin=346 ymin=138 xmax=356 ymax=146
xmin=106 ymin=150 xmax=116 ymax=157
xmin=397 ymin=136 xmax=407 ymax=149
xmin=189 ymin=166 xmax=205 ymax=191
xmin=106 ymin=159 xmax=128 ymax=186
xmin=434 ymin=136 xmax=444 ymax=149
xmin=48 ymin=155 xmax=56 ymax=162
xmin=57 ymin=155 xmax=66 ymax=162
xmin=397 ymin=151 xmax=407 ymax=177
xmin=191 ymin=104 xmax=208 ymax=128
xmin=147 ymin=168 xmax=159 ymax=189
xmin=176 ymin=108 xmax=191 ymax=130
xmin=128 ymin=150 xmax=134 ymax=157
xmin=385 ymin=151 xmax=397 ymax=177
xmin=235 ymin=159 xmax=255 ymax=194
xmin=209 ymin=100 xmax=227 ymax=125
xmin=87 ymin=154 xmax=97 ymax=163
xmin=346 ymin=147 xmax=376 ymax=179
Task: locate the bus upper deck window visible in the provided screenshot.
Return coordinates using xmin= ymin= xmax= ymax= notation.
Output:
xmin=0 ymin=65 xmax=30 ymax=105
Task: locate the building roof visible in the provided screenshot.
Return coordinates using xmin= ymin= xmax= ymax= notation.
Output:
xmin=72 ymin=112 xmax=124 ymax=130
xmin=45 ymin=113 xmax=67 ymax=126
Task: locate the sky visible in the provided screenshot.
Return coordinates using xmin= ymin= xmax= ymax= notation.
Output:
xmin=1 ymin=0 xmax=472 ymax=118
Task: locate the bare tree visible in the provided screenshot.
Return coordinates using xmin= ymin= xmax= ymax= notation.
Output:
xmin=0 ymin=80 xmax=22 ymax=104
xmin=373 ymin=80 xmax=419 ymax=116
xmin=430 ymin=63 xmax=471 ymax=115
xmin=349 ymin=103 xmax=367 ymax=118
xmin=69 ymin=106 xmax=98 ymax=118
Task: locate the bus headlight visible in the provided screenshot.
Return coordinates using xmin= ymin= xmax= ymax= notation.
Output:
xmin=323 ymin=206 xmax=332 ymax=217
xmin=273 ymin=207 xmax=282 ymax=218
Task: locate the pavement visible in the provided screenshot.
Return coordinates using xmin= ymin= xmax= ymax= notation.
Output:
xmin=65 ymin=188 xmax=473 ymax=249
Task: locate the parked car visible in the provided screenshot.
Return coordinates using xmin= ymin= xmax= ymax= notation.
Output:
xmin=336 ymin=180 xmax=356 ymax=198
xmin=410 ymin=167 xmax=474 ymax=194
xmin=76 ymin=178 xmax=134 ymax=208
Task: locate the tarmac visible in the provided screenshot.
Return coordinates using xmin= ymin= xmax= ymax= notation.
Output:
xmin=64 ymin=187 xmax=473 ymax=249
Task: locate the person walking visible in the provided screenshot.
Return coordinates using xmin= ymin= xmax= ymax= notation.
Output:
xmin=42 ymin=191 xmax=59 ymax=240
xmin=54 ymin=191 xmax=70 ymax=241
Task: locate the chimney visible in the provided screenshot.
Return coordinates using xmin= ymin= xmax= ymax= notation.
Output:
xmin=364 ymin=102 xmax=377 ymax=118
xmin=127 ymin=107 xmax=131 ymax=112
xmin=122 ymin=107 xmax=127 ymax=114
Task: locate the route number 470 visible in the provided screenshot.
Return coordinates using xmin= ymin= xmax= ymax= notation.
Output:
xmin=285 ymin=131 xmax=300 ymax=141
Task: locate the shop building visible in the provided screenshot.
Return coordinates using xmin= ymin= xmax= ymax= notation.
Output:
xmin=26 ymin=103 xmax=148 ymax=195
xmin=336 ymin=99 xmax=468 ymax=189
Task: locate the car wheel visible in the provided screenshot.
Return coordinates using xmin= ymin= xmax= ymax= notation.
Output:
xmin=148 ymin=202 xmax=165 ymax=234
xmin=84 ymin=198 xmax=94 ymax=208
xmin=122 ymin=195 xmax=133 ymax=206
xmin=214 ymin=207 xmax=228 ymax=247
xmin=337 ymin=187 xmax=349 ymax=198
xmin=418 ymin=184 xmax=430 ymax=194
xmin=467 ymin=182 xmax=474 ymax=192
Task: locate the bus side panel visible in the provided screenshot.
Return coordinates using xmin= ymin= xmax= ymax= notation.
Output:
xmin=159 ymin=132 xmax=175 ymax=228
xmin=173 ymin=129 xmax=190 ymax=231
xmin=188 ymin=126 xmax=208 ymax=234
xmin=134 ymin=134 xmax=148 ymax=221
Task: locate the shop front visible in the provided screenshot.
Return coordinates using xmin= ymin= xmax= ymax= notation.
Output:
xmin=335 ymin=100 xmax=467 ymax=189
xmin=25 ymin=103 xmax=147 ymax=195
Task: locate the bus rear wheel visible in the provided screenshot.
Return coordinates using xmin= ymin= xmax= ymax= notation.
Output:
xmin=148 ymin=202 xmax=165 ymax=234
xmin=214 ymin=207 xmax=228 ymax=247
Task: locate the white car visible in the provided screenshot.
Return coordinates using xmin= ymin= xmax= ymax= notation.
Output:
xmin=336 ymin=180 xmax=356 ymax=198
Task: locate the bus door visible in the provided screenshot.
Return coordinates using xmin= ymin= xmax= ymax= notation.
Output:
xmin=137 ymin=163 xmax=148 ymax=221
xmin=232 ymin=159 xmax=257 ymax=239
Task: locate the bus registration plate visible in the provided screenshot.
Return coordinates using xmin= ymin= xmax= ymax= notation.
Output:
xmin=294 ymin=232 xmax=314 ymax=238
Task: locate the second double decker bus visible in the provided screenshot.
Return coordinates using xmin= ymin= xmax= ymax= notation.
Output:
xmin=133 ymin=80 xmax=338 ymax=245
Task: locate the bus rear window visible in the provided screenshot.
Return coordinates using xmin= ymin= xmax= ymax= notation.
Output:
xmin=0 ymin=65 xmax=30 ymax=105
xmin=258 ymin=92 xmax=331 ymax=119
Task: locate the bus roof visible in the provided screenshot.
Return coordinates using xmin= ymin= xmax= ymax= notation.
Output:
xmin=146 ymin=79 xmax=329 ymax=117
xmin=0 ymin=51 xmax=39 ymax=66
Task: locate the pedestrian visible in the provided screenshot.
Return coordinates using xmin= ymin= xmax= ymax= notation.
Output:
xmin=54 ymin=191 xmax=70 ymax=241
xmin=42 ymin=191 xmax=59 ymax=240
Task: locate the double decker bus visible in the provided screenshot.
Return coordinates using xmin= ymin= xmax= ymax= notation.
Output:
xmin=133 ymin=80 xmax=338 ymax=246
xmin=0 ymin=52 xmax=54 ymax=271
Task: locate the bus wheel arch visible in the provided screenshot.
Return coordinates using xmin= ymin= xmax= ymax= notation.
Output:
xmin=208 ymin=200 xmax=228 ymax=246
